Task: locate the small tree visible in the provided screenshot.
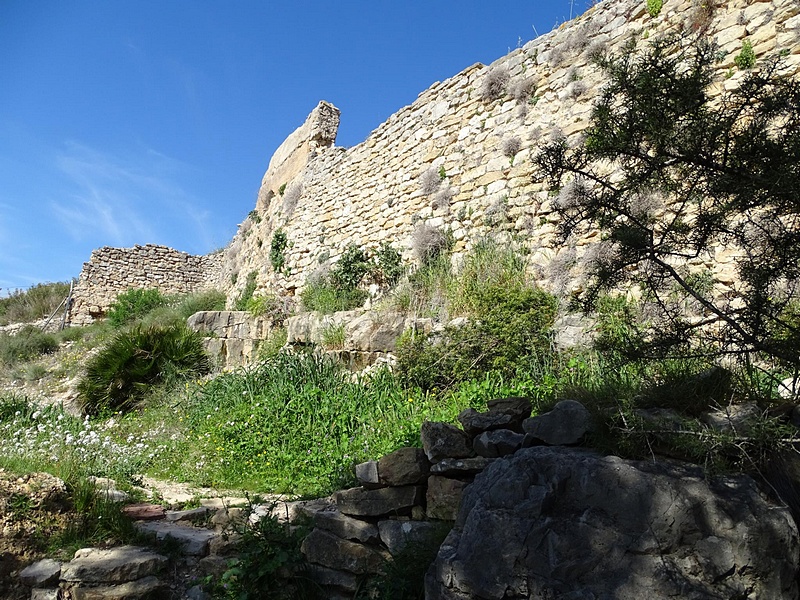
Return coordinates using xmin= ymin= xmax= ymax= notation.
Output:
xmin=533 ymin=37 xmax=800 ymax=370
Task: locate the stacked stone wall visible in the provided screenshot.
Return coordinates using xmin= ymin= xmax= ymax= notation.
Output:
xmin=213 ymin=0 xmax=799 ymax=307
xmin=68 ymin=245 xmax=223 ymax=326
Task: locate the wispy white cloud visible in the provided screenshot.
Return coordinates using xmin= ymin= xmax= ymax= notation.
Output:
xmin=52 ymin=142 xmax=212 ymax=249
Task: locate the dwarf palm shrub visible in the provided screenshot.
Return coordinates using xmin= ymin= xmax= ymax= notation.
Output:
xmin=78 ymin=323 xmax=209 ymax=415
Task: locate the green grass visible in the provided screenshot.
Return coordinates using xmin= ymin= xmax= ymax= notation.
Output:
xmin=0 ymin=281 xmax=71 ymax=326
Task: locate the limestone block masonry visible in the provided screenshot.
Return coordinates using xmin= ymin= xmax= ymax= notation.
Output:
xmin=67 ymin=245 xmax=222 ymax=326
xmin=213 ymin=0 xmax=800 ymax=306
xmin=68 ymin=0 xmax=800 ymax=323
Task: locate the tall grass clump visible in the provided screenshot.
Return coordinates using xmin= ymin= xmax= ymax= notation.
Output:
xmin=170 ymin=353 xmax=458 ymax=495
xmin=78 ymin=323 xmax=209 ymax=415
xmin=0 ymin=281 xmax=71 ymax=326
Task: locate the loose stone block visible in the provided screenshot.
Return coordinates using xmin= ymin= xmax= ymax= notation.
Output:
xmin=377 ymin=447 xmax=430 ymax=486
xmin=334 ymin=486 xmax=425 ymax=518
xmin=426 ymin=476 xmax=468 ymax=521
xmin=60 ymin=546 xmax=167 ymax=584
xmin=301 ymin=529 xmax=389 ymax=575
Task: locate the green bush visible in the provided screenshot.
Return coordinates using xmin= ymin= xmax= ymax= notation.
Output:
xmin=173 ymin=290 xmax=226 ymax=318
xmin=106 ymin=289 xmax=168 ymax=328
xmin=0 ymin=326 xmax=59 ymax=366
xmin=270 ymin=229 xmax=289 ymax=274
xmin=646 ymin=0 xmax=663 ymax=17
xmin=300 ymin=279 xmax=369 ymax=314
xmin=77 ymin=323 xmax=209 ymax=415
xmin=734 ymin=39 xmax=756 ymax=70
xmin=211 ymin=508 xmax=317 ymax=600
xmin=0 ymin=281 xmax=71 ymax=326
xmin=397 ymin=285 xmax=558 ymax=391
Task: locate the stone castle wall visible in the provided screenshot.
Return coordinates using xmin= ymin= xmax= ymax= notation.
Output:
xmin=213 ymin=0 xmax=800 ymax=306
xmin=67 ymin=245 xmax=222 ymax=326
xmin=68 ymin=0 xmax=799 ymax=323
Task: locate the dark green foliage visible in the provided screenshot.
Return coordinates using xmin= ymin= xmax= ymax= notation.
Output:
xmin=397 ymin=286 xmax=557 ymax=391
xmin=533 ymin=36 xmax=800 ymax=369
xmin=107 ymin=288 xmax=168 ymax=328
xmin=77 ymin=323 xmax=209 ymax=415
xmin=374 ymin=242 xmax=404 ymax=287
xmin=211 ymin=509 xmax=317 ymax=600
xmin=0 ymin=326 xmax=59 ymax=366
xmin=302 ymin=243 xmax=404 ymax=314
xmin=734 ymin=39 xmax=756 ymax=70
xmin=235 ymin=272 xmax=258 ymax=311
xmin=270 ymin=229 xmax=289 ymax=274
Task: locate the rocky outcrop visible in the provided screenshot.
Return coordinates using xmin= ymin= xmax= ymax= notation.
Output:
xmin=425 ymin=446 xmax=800 ymax=599
xmin=186 ymin=310 xmax=276 ymax=369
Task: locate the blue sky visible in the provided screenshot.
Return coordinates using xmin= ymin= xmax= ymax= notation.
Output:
xmin=0 ymin=1 xmax=586 ymax=293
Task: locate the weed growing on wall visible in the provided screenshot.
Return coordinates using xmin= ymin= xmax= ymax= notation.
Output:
xmin=481 ymin=65 xmax=510 ymax=101
xmin=270 ymin=229 xmax=289 ymax=274
xmin=646 ymin=0 xmax=663 ymax=17
xmin=235 ymin=272 xmax=258 ymax=311
xmin=734 ymin=39 xmax=756 ymax=70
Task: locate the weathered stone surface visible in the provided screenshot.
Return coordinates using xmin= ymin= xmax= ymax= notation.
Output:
xmin=473 ymin=429 xmax=525 ymax=458
xmin=355 ymin=460 xmax=379 ymax=487
xmin=702 ymin=402 xmax=761 ymax=435
xmin=430 ymin=456 xmax=494 ymax=477
xmin=61 ymin=547 xmax=167 ymax=583
xmin=426 ymin=476 xmax=468 ymax=521
xmin=301 ymin=529 xmax=389 ymax=575
xmin=30 ymin=589 xmax=59 ymax=600
xmin=19 ymin=559 xmax=61 ymax=587
xmin=165 ymin=507 xmax=210 ymax=523
xmin=426 ymin=446 xmax=800 ymax=599
xmin=68 ymin=575 xmax=166 ymax=600
xmin=377 ymin=447 xmax=429 ymax=486
xmin=421 ymin=421 xmax=474 ymax=463
xmin=135 ymin=522 xmax=217 ymax=556
xmin=458 ymin=397 xmax=532 ymax=437
xmin=334 ymin=486 xmax=424 ymax=517
xmin=308 ymin=564 xmax=360 ymax=592
xmin=313 ymin=506 xmax=380 ymax=543
xmin=377 ymin=520 xmax=450 ymax=556
xmin=522 ymin=399 xmax=593 ymax=446
xmin=121 ymin=503 xmax=166 ymax=521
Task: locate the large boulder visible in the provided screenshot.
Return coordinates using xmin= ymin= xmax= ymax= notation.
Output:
xmin=426 ymin=446 xmax=799 ymax=599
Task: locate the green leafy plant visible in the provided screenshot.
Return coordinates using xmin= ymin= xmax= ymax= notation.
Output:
xmin=734 ymin=39 xmax=756 ymax=70
xmin=270 ymin=229 xmax=289 ymax=274
xmin=106 ymin=288 xmax=168 ymax=328
xmin=320 ymin=322 xmax=346 ymax=350
xmin=0 ymin=326 xmax=59 ymax=366
xmin=278 ymin=183 xmax=287 ymax=196
xmin=235 ymin=272 xmax=258 ymax=311
xmin=77 ymin=323 xmax=209 ymax=415
xmin=646 ymin=0 xmax=663 ymax=17
xmin=0 ymin=281 xmax=71 ymax=326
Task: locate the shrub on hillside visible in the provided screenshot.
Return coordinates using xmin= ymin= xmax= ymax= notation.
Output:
xmin=77 ymin=323 xmax=209 ymax=415
xmin=412 ymin=224 xmax=450 ymax=267
xmin=0 ymin=282 xmax=71 ymax=326
xmin=397 ymin=285 xmax=558 ymax=391
xmin=481 ymin=65 xmax=510 ymax=101
xmin=106 ymin=289 xmax=168 ymax=328
xmin=0 ymin=326 xmax=59 ymax=367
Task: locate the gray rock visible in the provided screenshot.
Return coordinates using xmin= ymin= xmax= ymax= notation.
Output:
xmin=458 ymin=397 xmax=532 ymax=437
xmin=334 ymin=486 xmax=424 ymax=517
xmin=354 ymin=460 xmax=379 ymax=487
xmin=421 ymin=421 xmax=474 ymax=462
xmin=473 ymin=429 xmax=525 ymax=458
xmin=185 ymin=584 xmax=211 ymax=600
xmin=19 ymin=558 xmax=61 ymax=587
xmin=198 ymin=554 xmax=232 ymax=577
xmin=377 ymin=520 xmax=450 ymax=556
xmin=702 ymin=402 xmax=761 ymax=435
xmin=30 ymin=590 xmax=59 ymax=600
xmin=135 ymin=522 xmax=217 ymax=556
xmin=68 ymin=575 xmax=166 ymax=600
xmin=61 ymin=546 xmax=167 ymax=583
xmin=165 ymin=507 xmax=210 ymax=523
xmin=426 ymin=446 xmax=800 ymax=599
xmin=308 ymin=564 xmax=360 ymax=592
xmin=522 ymin=399 xmax=592 ymax=445
xmin=313 ymin=506 xmax=380 ymax=543
xmin=426 ymin=476 xmax=468 ymax=521
xmin=377 ymin=447 xmax=429 ymax=486
xmin=301 ymin=529 xmax=389 ymax=575
xmin=430 ymin=456 xmax=494 ymax=477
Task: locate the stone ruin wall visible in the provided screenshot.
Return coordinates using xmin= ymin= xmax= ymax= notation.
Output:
xmin=214 ymin=0 xmax=799 ymax=310
xmin=67 ymin=245 xmax=222 ymax=326
xmin=66 ymin=0 xmax=799 ymax=325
